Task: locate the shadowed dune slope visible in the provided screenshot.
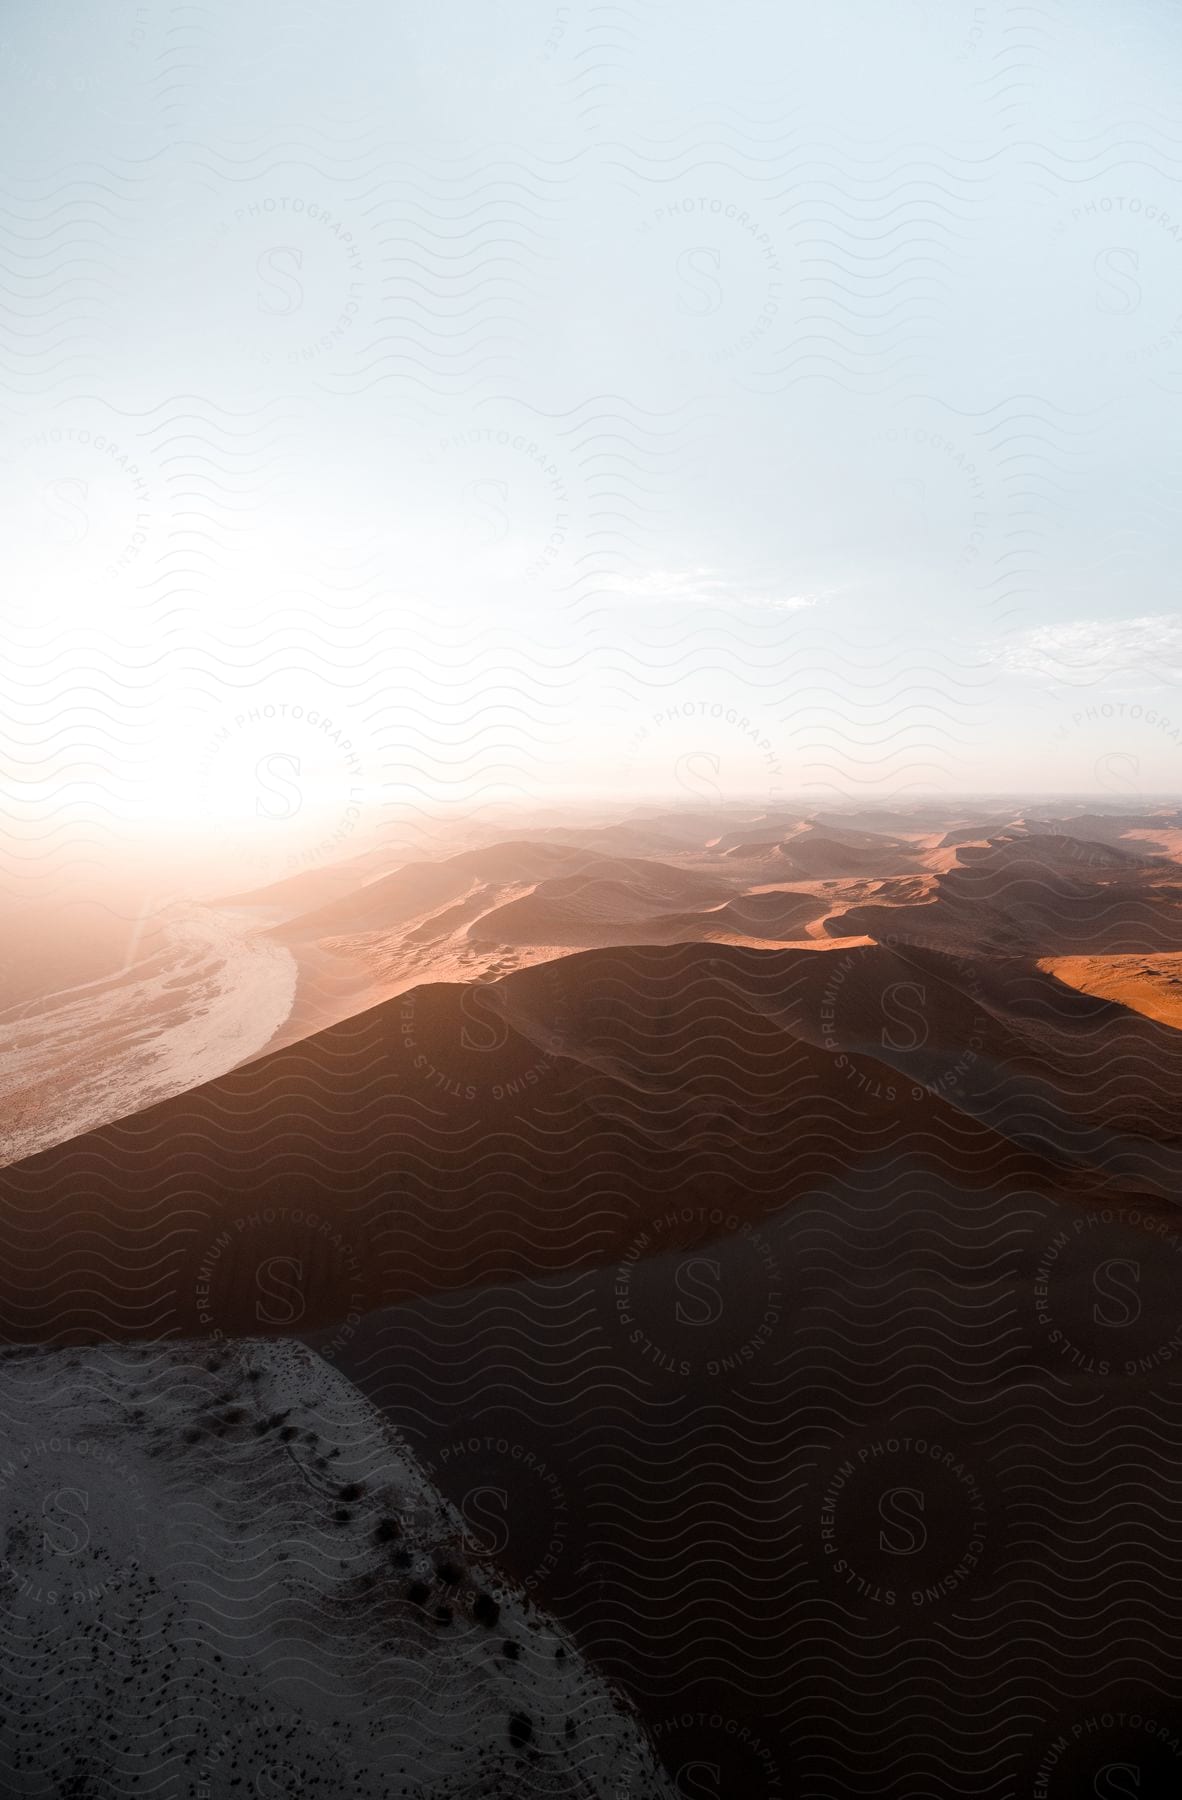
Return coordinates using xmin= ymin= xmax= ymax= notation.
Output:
xmin=0 ymin=941 xmax=1166 ymax=1345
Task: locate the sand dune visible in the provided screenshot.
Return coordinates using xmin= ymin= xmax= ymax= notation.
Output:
xmin=9 ymin=814 xmax=1181 ymax=1182
xmin=7 ymin=800 xmax=1182 ymax=1797
xmin=0 ymin=932 xmax=1165 ymax=1344
xmin=6 ymin=835 xmax=851 ymax=1167
xmin=254 ymin=836 xmax=890 ymax=1051
xmin=837 ymin=830 xmax=1182 ymax=955
xmin=723 ymin=828 xmax=926 ymax=880
xmin=469 ymin=867 xmax=736 ymax=948
xmin=1039 ymin=951 xmax=1182 ymax=1029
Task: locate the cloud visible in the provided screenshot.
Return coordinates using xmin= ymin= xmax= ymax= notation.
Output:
xmin=596 ymin=567 xmax=819 ymax=611
xmin=999 ymin=614 xmax=1182 ymax=687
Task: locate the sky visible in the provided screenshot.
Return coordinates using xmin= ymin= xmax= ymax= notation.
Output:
xmin=3 ymin=0 xmax=1182 ymax=894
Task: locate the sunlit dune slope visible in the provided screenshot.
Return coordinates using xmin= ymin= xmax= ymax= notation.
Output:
xmin=1039 ymin=952 xmax=1182 ymax=1030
